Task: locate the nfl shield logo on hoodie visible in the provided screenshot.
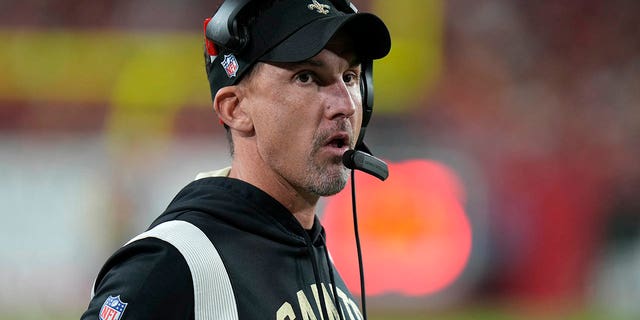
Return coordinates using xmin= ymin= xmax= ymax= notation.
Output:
xmin=99 ymin=295 xmax=128 ymax=320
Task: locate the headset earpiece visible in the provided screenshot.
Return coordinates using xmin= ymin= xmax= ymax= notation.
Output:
xmin=356 ymin=59 xmax=374 ymax=149
xmin=206 ymin=0 xmax=252 ymax=53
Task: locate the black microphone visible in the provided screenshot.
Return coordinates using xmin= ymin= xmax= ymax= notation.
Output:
xmin=342 ymin=149 xmax=389 ymax=181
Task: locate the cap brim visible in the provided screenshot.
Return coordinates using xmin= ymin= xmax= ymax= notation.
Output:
xmin=260 ymin=12 xmax=391 ymax=63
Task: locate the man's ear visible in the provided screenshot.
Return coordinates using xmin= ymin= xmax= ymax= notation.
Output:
xmin=213 ymin=86 xmax=253 ymax=133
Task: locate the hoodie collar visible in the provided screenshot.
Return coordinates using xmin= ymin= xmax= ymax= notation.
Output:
xmin=165 ymin=171 xmax=324 ymax=245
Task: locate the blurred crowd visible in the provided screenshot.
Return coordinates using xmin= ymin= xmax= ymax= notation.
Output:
xmin=424 ymin=0 xmax=640 ymax=312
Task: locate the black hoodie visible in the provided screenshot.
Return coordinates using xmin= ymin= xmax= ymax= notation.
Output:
xmin=81 ymin=174 xmax=363 ymax=320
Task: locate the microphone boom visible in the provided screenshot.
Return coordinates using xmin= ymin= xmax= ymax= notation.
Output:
xmin=342 ymin=150 xmax=389 ymax=181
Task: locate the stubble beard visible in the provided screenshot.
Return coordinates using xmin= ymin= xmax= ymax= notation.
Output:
xmin=302 ymin=131 xmax=351 ymax=197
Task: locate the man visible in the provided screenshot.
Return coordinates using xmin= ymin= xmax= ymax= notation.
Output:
xmin=81 ymin=0 xmax=390 ymax=319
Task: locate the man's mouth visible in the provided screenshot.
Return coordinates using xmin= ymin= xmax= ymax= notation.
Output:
xmin=329 ymin=138 xmax=346 ymax=149
xmin=326 ymin=133 xmax=350 ymax=149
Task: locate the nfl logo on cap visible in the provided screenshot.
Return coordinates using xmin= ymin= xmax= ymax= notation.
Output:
xmin=221 ymin=54 xmax=239 ymax=78
xmin=99 ymin=295 xmax=128 ymax=320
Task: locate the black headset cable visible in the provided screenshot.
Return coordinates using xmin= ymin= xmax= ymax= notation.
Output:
xmin=350 ymin=169 xmax=368 ymax=320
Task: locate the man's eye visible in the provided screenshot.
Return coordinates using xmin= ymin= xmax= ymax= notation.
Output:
xmin=296 ymin=72 xmax=313 ymax=83
xmin=343 ymin=72 xmax=358 ymax=84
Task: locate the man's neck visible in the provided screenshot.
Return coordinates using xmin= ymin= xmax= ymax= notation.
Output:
xmin=229 ymin=159 xmax=319 ymax=230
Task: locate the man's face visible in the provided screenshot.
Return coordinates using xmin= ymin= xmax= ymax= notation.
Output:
xmin=242 ymin=34 xmax=363 ymax=197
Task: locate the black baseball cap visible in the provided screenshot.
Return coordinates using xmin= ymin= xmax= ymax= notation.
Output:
xmin=206 ymin=0 xmax=391 ymax=99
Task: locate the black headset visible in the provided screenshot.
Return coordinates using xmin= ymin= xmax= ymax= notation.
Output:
xmin=205 ymin=0 xmax=376 ymax=151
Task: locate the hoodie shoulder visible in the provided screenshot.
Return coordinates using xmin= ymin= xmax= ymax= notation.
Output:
xmin=151 ymin=177 xmax=311 ymax=245
xmin=82 ymin=237 xmax=194 ymax=320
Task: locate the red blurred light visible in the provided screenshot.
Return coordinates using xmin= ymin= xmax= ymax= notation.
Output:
xmin=322 ymin=159 xmax=472 ymax=296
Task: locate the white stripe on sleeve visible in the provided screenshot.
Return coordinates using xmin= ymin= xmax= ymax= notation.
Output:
xmin=125 ymin=220 xmax=239 ymax=320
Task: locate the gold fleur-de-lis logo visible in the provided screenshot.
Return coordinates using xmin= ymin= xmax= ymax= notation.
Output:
xmin=308 ymin=0 xmax=330 ymax=14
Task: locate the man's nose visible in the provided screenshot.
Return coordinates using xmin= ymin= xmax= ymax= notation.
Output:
xmin=324 ymin=81 xmax=357 ymax=120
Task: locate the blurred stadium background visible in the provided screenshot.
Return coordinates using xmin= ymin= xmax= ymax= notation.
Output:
xmin=1 ymin=0 xmax=639 ymax=319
